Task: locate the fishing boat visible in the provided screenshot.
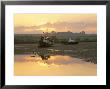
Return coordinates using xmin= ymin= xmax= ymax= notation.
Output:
xmin=38 ymin=30 xmax=54 ymax=47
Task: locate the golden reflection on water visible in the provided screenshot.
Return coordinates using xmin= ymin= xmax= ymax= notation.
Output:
xmin=14 ymin=55 xmax=97 ymax=76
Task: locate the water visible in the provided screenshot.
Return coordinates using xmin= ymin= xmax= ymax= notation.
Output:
xmin=14 ymin=54 xmax=97 ymax=76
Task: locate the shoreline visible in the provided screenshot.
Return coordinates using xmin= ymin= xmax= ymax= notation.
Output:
xmin=14 ymin=42 xmax=97 ymax=64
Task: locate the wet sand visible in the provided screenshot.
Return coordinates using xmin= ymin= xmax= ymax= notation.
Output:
xmin=15 ymin=42 xmax=97 ymax=64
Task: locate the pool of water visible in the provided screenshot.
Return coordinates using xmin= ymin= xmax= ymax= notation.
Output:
xmin=14 ymin=54 xmax=97 ymax=76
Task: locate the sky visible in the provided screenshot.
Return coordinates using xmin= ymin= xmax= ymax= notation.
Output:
xmin=14 ymin=14 xmax=97 ymax=34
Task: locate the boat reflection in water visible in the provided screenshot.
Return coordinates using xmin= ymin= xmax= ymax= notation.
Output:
xmin=14 ymin=49 xmax=97 ymax=76
xmin=37 ymin=52 xmax=50 ymax=60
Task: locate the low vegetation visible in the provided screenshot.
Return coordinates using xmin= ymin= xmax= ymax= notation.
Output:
xmin=14 ymin=34 xmax=97 ymax=44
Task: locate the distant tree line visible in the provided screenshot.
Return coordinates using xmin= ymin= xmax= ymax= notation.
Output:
xmin=14 ymin=34 xmax=97 ymax=44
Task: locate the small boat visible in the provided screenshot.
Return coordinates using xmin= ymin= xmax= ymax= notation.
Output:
xmin=65 ymin=38 xmax=79 ymax=45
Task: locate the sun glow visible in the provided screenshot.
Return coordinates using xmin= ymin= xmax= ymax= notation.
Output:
xmin=40 ymin=27 xmax=55 ymax=33
xmin=38 ymin=62 xmax=48 ymax=67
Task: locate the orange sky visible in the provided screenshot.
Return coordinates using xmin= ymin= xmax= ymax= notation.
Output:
xmin=14 ymin=14 xmax=97 ymax=34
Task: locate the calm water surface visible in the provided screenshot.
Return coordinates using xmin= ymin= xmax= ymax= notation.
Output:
xmin=14 ymin=54 xmax=97 ymax=76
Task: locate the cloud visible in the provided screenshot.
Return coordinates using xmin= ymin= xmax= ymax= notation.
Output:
xmin=14 ymin=26 xmax=43 ymax=34
xmin=15 ymin=20 xmax=97 ymax=34
xmin=38 ymin=21 xmax=96 ymax=30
